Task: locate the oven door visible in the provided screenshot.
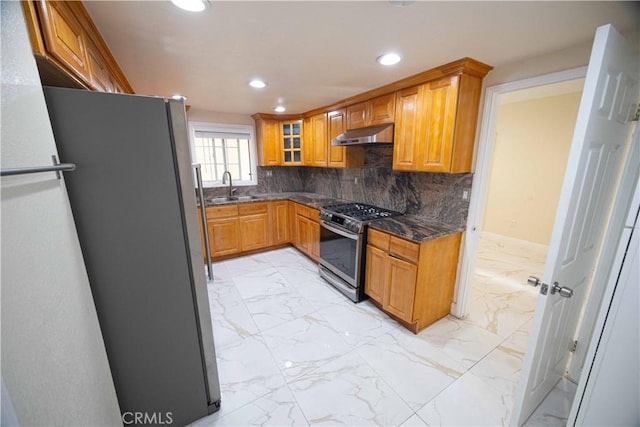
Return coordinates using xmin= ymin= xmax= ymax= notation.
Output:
xmin=319 ymin=220 xmax=362 ymax=287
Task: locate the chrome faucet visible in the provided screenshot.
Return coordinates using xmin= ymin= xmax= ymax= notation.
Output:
xmin=221 ymin=171 xmax=235 ymax=198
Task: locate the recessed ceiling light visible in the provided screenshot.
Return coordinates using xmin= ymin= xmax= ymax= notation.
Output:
xmin=249 ymin=79 xmax=267 ymax=89
xmin=376 ymin=53 xmax=402 ymax=66
xmin=274 ymin=106 xmax=286 ymax=113
xmin=170 ymin=0 xmax=206 ymax=12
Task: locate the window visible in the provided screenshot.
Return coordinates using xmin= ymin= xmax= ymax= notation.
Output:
xmin=188 ymin=122 xmax=257 ymax=187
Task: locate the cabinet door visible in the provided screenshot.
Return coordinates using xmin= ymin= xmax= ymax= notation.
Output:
xmin=208 ymin=218 xmax=240 ymax=257
xmin=416 ymin=76 xmax=459 ymax=172
xmin=256 ymin=119 xmax=280 ymax=166
xmin=393 ymin=85 xmax=423 ymax=171
xmin=365 ymin=245 xmax=388 ymax=304
xmin=327 ymin=109 xmax=347 ymax=168
xmin=384 ymin=256 xmax=417 ymax=322
xmin=296 ymin=215 xmax=310 ymax=254
xmin=86 ymin=38 xmax=113 ymax=92
xmin=282 ymin=121 xmax=303 ymax=165
xmin=346 ymin=102 xmax=367 ymax=129
xmin=309 ymin=218 xmax=320 ymax=262
xmin=39 ymin=0 xmax=91 ymax=82
xmin=271 ymin=201 xmax=290 ymax=245
xmin=239 ymin=214 xmax=269 ymax=251
xmin=368 ymin=93 xmax=395 ymax=125
xmin=311 ymin=113 xmax=328 ymax=167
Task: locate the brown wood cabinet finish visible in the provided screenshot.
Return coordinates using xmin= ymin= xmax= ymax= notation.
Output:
xmin=255 ymin=118 xmax=280 ymax=166
xmin=271 ymin=201 xmax=290 ymax=245
xmin=346 ymin=93 xmax=395 ymax=130
xmin=23 ymin=1 xmax=134 ymax=93
xmin=304 ymin=113 xmax=328 ymax=167
xmin=365 ymin=228 xmax=462 ymax=333
xmin=327 ymin=109 xmax=364 ymax=169
xmin=393 ymin=73 xmax=483 ymax=173
xmin=291 ymin=202 xmax=320 ymax=261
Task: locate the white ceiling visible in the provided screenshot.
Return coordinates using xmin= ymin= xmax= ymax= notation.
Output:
xmin=83 ymin=1 xmax=639 ymax=116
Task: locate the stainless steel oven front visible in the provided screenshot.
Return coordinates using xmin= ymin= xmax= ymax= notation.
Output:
xmin=318 ymin=219 xmax=367 ymax=302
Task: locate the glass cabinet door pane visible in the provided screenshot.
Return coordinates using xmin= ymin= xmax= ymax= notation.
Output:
xmin=293 ymin=151 xmax=301 ymax=162
xmin=284 ymin=152 xmax=292 ymax=162
xmin=292 ymin=123 xmax=300 ymax=135
xmin=282 ymin=124 xmax=291 ymax=136
xmin=293 ymin=137 xmax=300 ymax=149
xmin=284 ymin=138 xmax=291 ymax=149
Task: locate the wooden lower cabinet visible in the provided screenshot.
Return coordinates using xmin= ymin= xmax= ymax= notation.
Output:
xmin=202 ymin=201 xmax=289 ymax=260
xmin=208 ymin=218 xmax=241 ymax=257
xmin=365 ymin=228 xmax=462 ymax=333
xmin=271 ymin=201 xmax=290 ymax=245
xmin=291 ymin=202 xmax=320 ymax=261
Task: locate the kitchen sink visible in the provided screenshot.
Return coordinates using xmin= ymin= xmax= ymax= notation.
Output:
xmin=208 ymin=195 xmax=260 ymax=204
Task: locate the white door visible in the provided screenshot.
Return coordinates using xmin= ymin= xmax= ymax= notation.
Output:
xmin=510 ymin=24 xmax=638 ymax=426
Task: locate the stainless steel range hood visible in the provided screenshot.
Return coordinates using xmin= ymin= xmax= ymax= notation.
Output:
xmin=331 ymin=123 xmax=394 ymax=146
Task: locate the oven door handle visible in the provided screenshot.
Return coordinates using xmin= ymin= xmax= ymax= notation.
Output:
xmin=321 ymin=220 xmax=359 ymax=240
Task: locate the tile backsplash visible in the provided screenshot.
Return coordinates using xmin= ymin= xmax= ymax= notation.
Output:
xmin=202 ymin=146 xmax=472 ymax=228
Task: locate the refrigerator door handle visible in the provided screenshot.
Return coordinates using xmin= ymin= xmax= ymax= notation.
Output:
xmin=194 ymin=164 xmax=214 ymax=281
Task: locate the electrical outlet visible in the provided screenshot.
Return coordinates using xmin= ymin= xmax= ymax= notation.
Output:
xmin=462 ymin=190 xmax=469 ymax=201
xmin=354 ymin=177 xmax=359 ymax=184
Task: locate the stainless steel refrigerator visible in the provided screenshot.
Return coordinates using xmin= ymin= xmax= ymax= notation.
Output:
xmin=43 ymin=87 xmax=221 ymax=426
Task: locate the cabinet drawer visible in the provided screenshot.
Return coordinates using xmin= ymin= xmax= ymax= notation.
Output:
xmin=238 ymin=202 xmax=269 ymax=216
xmin=206 ymin=204 xmax=238 ymax=219
xmin=295 ymin=203 xmax=319 ymax=222
xmin=389 ymin=236 xmax=419 ymax=263
xmin=368 ymin=228 xmax=390 ymax=251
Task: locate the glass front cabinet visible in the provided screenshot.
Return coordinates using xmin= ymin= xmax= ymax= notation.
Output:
xmin=281 ymin=120 xmax=303 ymax=165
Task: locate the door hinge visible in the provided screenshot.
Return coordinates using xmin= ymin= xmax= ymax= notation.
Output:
xmin=569 ymin=340 xmax=578 ymax=353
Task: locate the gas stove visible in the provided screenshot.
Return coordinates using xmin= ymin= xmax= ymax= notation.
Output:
xmin=318 ymin=202 xmax=402 ymax=302
xmin=320 ymin=203 xmax=401 ymax=234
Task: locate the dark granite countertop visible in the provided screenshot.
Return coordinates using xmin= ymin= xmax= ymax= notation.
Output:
xmin=202 ymin=192 xmax=463 ymax=243
xmin=201 ymin=192 xmax=346 ymax=210
xmin=369 ymin=215 xmax=463 ymax=243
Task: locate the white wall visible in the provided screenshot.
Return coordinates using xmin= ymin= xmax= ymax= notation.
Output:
xmin=483 ymin=92 xmax=581 ymax=244
xmin=187 ymin=108 xmax=254 ymax=126
xmin=1 ymin=3 xmax=122 ymax=425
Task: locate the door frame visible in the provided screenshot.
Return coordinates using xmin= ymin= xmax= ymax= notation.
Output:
xmin=452 ymin=66 xmax=588 ymax=318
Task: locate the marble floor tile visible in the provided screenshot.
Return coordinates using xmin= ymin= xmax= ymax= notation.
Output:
xmin=399 ymin=414 xmax=428 ymax=426
xmin=291 ymin=277 xmax=344 ymax=309
xmin=213 ymin=335 xmax=287 ymax=419
xmin=208 ymin=284 xmax=259 ymax=349
xmin=523 ymin=378 xmax=578 ymax=427
xmin=288 ymin=352 xmax=413 ymax=426
xmin=243 ymin=288 xmax=317 ymax=332
xmin=232 ymin=267 xmax=292 ymax=300
xmin=190 ymin=385 xmax=308 ymax=427
xmin=195 ymin=232 xmax=552 ymax=427
xmin=463 ymin=291 xmax=535 ymax=338
xmin=217 ymin=255 xmax=272 ymax=278
xmin=416 ymin=370 xmax=514 ymax=426
xmin=314 ymin=299 xmax=399 ymax=348
xmin=356 ymin=327 xmax=466 ymax=410
xmin=416 ymin=315 xmax=504 ymax=369
xmin=260 ymin=313 xmax=352 ymax=380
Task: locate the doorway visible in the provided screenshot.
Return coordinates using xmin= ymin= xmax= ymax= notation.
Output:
xmin=468 ymin=78 xmax=585 ymax=337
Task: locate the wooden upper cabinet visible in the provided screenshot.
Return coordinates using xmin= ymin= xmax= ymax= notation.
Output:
xmin=255 ymin=117 xmax=280 ymax=166
xmin=306 ymin=113 xmax=328 ymax=167
xmin=23 ymin=1 xmax=133 ymax=93
xmin=86 ymin=38 xmax=113 ymax=93
xmin=327 ymin=109 xmax=364 ymax=169
xmin=39 ymin=0 xmax=91 ymax=82
xmin=281 ymin=120 xmax=304 ymax=165
xmin=393 ymin=73 xmax=483 ymax=173
xmin=346 ymin=93 xmax=395 ymax=130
